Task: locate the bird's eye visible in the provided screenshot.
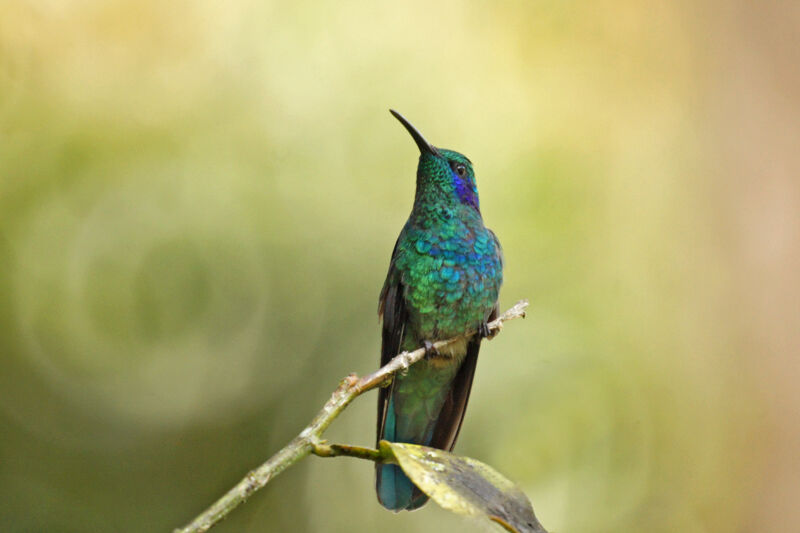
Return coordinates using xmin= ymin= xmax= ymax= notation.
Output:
xmin=453 ymin=163 xmax=467 ymax=177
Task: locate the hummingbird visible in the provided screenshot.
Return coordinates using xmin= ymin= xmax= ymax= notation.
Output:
xmin=376 ymin=110 xmax=503 ymax=511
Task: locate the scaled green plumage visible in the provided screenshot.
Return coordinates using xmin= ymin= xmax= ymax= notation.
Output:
xmin=376 ymin=111 xmax=503 ymax=511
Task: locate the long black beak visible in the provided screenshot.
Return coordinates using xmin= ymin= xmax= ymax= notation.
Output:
xmin=390 ymin=109 xmax=440 ymax=157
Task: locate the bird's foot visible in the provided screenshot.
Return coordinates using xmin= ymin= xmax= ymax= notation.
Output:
xmin=423 ymin=340 xmax=439 ymax=359
xmin=478 ymin=320 xmax=497 ymax=340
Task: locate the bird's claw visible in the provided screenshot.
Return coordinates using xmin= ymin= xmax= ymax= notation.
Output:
xmin=423 ymin=340 xmax=439 ymax=359
xmin=478 ymin=321 xmax=496 ymax=340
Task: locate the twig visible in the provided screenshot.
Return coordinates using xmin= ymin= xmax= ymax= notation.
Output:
xmin=173 ymin=299 xmax=529 ymax=533
xmin=311 ymin=442 xmax=385 ymax=462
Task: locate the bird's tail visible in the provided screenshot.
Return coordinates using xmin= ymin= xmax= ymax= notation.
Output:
xmin=375 ymin=397 xmax=429 ymax=511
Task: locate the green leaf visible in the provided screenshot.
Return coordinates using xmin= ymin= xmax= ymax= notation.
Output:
xmin=380 ymin=441 xmax=548 ymax=533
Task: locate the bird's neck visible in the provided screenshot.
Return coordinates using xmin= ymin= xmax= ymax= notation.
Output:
xmin=410 ymin=186 xmax=482 ymax=228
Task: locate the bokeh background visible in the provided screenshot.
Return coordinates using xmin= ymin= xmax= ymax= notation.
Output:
xmin=1 ymin=2 xmax=798 ymax=532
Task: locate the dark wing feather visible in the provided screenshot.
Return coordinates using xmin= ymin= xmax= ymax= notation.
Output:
xmin=376 ymin=237 xmax=406 ymax=444
xmin=430 ymin=304 xmax=499 ymax=451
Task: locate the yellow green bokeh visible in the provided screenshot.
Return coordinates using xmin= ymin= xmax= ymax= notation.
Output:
xmin=1 ymin=2 xmax=796 ymax=532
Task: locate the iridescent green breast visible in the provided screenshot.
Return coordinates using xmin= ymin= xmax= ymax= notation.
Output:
xmin=395 ymin=207 xmax=502 ymax=342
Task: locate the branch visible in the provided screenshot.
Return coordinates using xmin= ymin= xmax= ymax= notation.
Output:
xmin=173 ymin=299 xmax=529 ymax=533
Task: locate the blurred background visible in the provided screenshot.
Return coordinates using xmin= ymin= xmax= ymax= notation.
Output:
xmin=1 ymin=1 xmax=798 ymax=532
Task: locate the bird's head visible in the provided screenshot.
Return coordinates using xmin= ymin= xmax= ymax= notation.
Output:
xmin=390 ymin=109 xmax=479 ymax=212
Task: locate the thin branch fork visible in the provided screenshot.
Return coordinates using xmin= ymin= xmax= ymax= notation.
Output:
xmin=174 ymin=299 xmax=529 ymax=533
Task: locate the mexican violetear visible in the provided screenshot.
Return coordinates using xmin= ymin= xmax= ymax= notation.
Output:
xmin=376 ymin=110 xmax=503 ymax=511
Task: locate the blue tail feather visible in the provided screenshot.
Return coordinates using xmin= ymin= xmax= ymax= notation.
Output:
xmin=376 ymin=397 xmax=429 ymax=511
xmin=378 ymin=464 xmax=418 ymax=510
